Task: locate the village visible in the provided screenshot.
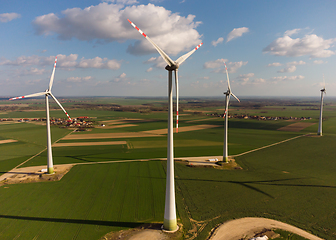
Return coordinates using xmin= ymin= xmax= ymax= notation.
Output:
xmin=0 ymin=116 xmax=95 ymax=128
xmin=207 ymin=113 xmax=313 ymax=121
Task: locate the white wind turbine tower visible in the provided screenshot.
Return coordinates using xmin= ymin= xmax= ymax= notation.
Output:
xmin=223 ymin=62 xmax=240 ymax=162
xmin=9 ymin=57 xmax=71 ymax=174
xmin=128 ymin=19 xmax=202 ymax=231
xmin=317 ymin=75 xmax=326 ymax=136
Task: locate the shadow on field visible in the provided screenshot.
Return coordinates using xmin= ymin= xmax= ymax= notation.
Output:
xmin=175 ymin=177 xmax=336 ymax=199
xmin=0 ymin=214 xmax=143 ymax=228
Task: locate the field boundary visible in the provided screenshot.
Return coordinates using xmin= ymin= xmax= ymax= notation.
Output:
xmin=232 ymin=133 xmax=311 ymax=157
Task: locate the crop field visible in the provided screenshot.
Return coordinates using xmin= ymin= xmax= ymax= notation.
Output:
xmin=0 ymin=97 xmax=336 ymax=239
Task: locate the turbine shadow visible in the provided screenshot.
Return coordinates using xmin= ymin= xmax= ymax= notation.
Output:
xmin=0 ymin=214 xmax=144 ymax=228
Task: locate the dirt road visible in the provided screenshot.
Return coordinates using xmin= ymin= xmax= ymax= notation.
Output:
xmin=209 ymin=217 xmax=323 ymax=240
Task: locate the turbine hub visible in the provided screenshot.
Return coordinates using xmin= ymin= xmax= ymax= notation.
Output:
xmin=165 ymin=65 xmax=178 ymax=71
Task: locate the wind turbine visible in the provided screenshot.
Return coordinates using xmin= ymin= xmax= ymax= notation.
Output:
xmin=9 ymin=57 xmax=71 ymax=174
xmin=317 ymin=75 xmax=326 ymax=136
xmin=223 ymin=62 xmax=240 ymax=163
xmin=128 ymin=19 xmax=202 ymax=231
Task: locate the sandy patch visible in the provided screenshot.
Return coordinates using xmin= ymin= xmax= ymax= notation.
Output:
xmin=278 ymin=122 xmax=316 ymax=132
xmin=0 ymin=164 xmax=73 ymax=185
xmin=209 ymin=217 xmax=323 ymax=240
xmin=0 ymin=139 xmax=18 ymax=144
xmin=53 ymin=141 xmax=127 ymax=147
xmin=143 ymin=124 xmax=220 ymax=135
xmin=63 ymin=132 xmax=162 ymax=140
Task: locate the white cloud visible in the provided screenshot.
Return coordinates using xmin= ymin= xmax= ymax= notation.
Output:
xmin=104 ymin=0 xmax=138 ymax=4
xmin=278 ymin=65 xmax=297 ymax=73
xmin=313 ymin=60 xmax=327 ymax=64
xmin=78 ymin=57 xmax=121 ymax=69
xmin=284 ymin=28 xmax=301 ymax=37
xmin=212 ymin=37 xmax=224 ymax=47
xmin=267 ymin=62 xmax=282 ymax=67
xmin=287 ymin=60 xmax=306 ymax=66
xmin=271 ymin=75 xmax=305 ymax=82
xmin=113 ymin=72 xmax=128 ymax=82
xmin=204 ymin=59 xmax=247 ymax=73
xmin=67 ymin=76 xmax=93 ymax=82
xmin=146 ymin=67 xmax=153 ymax=72
xmin=0 ymin=54 xmax=121 ymax=70
xmin=203 ymin=59 xmax=227 ymax=69
xmin=144 ymin=56 xmax=166 ymax=69
xmin=226 ymin=27 xmax=249 ymax=42
xmin=263 ymin=34 xmax=336 ymax=58
xmin=0 ymin=13 xmax=21 ymax=23
xmin=32 ymin=3 xmax=202 ymax=56
xmin=236 ymin=73 xmax=254 ymax=85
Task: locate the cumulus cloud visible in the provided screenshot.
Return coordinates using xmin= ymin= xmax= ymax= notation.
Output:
xmin=277 ymin=65 xmax=297 ymax=73
xmin=267 ymin=62 xmax=282 ymax=67
xmin=271 ymin=75 xmax=305 ymax=82
xmin=263 ymin=33 xmax=336 ymax=58
xmin=104 ymin=0 xmax=138 ymax=4
xmin=212 ymin=37 xmax=224 ymax=47
xmin=313 ymin=60 xmax=327 ymax=64
xmin=284 ymin=28 xmax=301 ymax=37
xmin=113 ymin=72 xmax=128 ymax=82
xmin=146 ymin=67 xmax=153 ymax=72
xmin=32 ymin=3 xmax=202 ymax=56
xmin=287 ymin=60 xmax=306 ymax=66
xmin=203 ymin=59 xmax=227 ymax=69
xmin=67 ymin=76 xmax=93 ymax=82
xmin=144 ymin=56 xmax=167 ymax=69
xmin=204 ymin=59 xmax=247 ymax=73
xmin=226 ymin=27 xmax=249 ymax=42
xmin=0 ymin=13 xmax=21 ymax=23
xmin=236 ymin=73 xmax=254 ymax=85
xmin=0 ymin=54 xmax=121 ymax=70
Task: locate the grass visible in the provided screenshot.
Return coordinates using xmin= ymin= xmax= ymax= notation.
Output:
xmin=0 ymin=161 xmax=166 ymax=240
xmin=174 ymin=134 xmax=336 ymax=239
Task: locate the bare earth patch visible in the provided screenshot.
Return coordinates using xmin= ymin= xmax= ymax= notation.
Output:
xmin=0 ymin=139 xmax=18 ymax=144
xmin=52 ymin=141 xmax=127 ymax=147
xmin=97 ymin=124 xmax=138 ymax=129
xmin=0 ymin=164 xmax=74 ymax=186
xmin=278 ymin=122 xmax=316 ymax=132
xmin=100 ymin=223 xmax=182 ymax=240
xmin=142 ymin=124 xmax=220 ymax=135
xmin=209 ymin=217 xmax=323 ymax=240
xmin=63 ymin=132 xmax=162 ymax=140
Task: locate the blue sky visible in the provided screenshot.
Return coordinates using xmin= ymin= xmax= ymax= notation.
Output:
xmin=1 ymin=0 xmax=336 ymax=97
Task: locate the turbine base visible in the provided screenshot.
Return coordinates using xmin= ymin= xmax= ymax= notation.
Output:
xmin=162 ymin=219 xmax=178 ymax=232
xmin=47 ymin=167 xmax=54 ymax=174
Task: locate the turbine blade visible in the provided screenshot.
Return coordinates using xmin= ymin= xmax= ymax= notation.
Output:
xmin=224 ymin=62 xmax=231 ymax=91
xmin=48 ymin=57 xmax=57 ymax=91
xmin=230 ymin=92 xmax=240 ymax=102
xmin=175 ymin=70 xmax=179 ymax=133
xmin=175 ymin=43 xmax=203 ymax=66
xmin=127 ymin=19 xmax=175 ymax=67
xmin=49 ymin=93 xmax=71 ymax=120
xmin=9 ymin=92 xmax=46 ymax=100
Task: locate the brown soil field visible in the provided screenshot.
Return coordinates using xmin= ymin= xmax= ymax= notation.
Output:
xmin=142 ymin=124 xmax=220 ymax=135
xmin=52 ymin=141 xmax=127 ymax=147
xmin=63 ymin=132 xmax=162 ymax=140
xmin=0 ymin=139 xmax=18 ymax=144
xmin=185 ymin=118 xmax=209 ymax=123
xmin=278 ymin=122 xmax=316 ymax=132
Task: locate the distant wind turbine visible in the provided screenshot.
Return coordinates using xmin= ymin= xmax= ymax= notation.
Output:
xmin=128 ymin=19 xmax=202 ymax=231
xmin=317 ymin=75 xmax=326 ymax=136
xmin=9 ymin=57 xmax=71 ymax=174
xmin=223 ymin=62 xmax=240 ymax=162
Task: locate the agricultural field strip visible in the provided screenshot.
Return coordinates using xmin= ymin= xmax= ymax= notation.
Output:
xmin=210 ymin=217 xmax=323 ymax=240
xmin=63 ymin=124 xmax=220 ymax=140
xmin=278 ymin=122 xmax=316 ymax=132
xmin=52 ymin=141 xmax=127 ymax=147
xmin=0 ymin=139 xmax=18 ymax=144
xmin=232 ymin=133 xmax=311 ymax=157
xmin=96 ymin=124 xmax=138 ymax=129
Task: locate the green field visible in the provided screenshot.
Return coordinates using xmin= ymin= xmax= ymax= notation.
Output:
xmin=1 ymin=97 xmax=335 ymax=239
